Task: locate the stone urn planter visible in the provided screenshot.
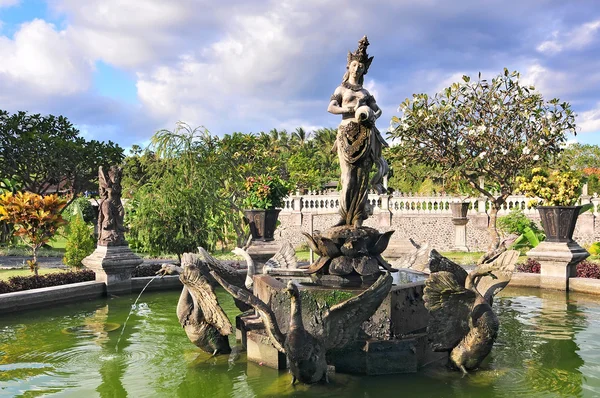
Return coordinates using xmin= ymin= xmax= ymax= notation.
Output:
xmin=243 ymin=209 xmax=281 ymax=241
xmin=450 ymin=202 xmax=470 ymax=220
xmin=537 ymin=205 xmax=581 ymax=243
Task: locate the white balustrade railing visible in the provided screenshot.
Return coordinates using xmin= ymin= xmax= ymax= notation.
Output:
xmin=280 ymin=192 xmax=600 ymax=217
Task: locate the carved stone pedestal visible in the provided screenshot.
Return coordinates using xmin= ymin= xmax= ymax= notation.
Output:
xmin=246 ymin=330 xmax=287 ymax=369
xmin=526 ymin=241 xmax=590 ymax=291
xmin=451 ymin=217 xmax=469 ymax=252
xmin=246 ymin=240 xmax=282 ymax=263
xmin=82 ymin=245 xmax=143 ymax=295
xmin=237 ymin=273 xmax=433 ymax=374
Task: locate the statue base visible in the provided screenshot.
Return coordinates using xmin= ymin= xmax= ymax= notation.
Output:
xmin=236 ymin=273 xmax=446 ymax=375
xmin=82 ymin=245 xmax=143 ymax=295
xmin=527 ymin=241 xmax=590 ymax=290
xmin=304 ymin=225 xmax=396 ymax=278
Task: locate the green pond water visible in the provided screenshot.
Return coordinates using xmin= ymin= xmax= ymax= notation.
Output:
xmin=1 ymin=286 xmax=600 ymax=398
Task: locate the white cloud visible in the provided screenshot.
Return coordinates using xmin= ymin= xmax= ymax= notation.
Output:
xmin=537 ymin=19 xmax=600 ymax=54
xmin=0 ymin=19 xmax=92 ymax=96
xmin=0 ymin=0 xmax=19 ymax=7
xmin=578 ymin=103 xmax=600 ymax=133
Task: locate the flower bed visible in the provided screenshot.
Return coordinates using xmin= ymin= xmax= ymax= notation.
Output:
xmin=576 ymin=260 xmax=600 ymax=279
xmin=0 ymin=270 xmax=95 ymax=294
xmin=516 ymin=258 xmax=541 ymax=273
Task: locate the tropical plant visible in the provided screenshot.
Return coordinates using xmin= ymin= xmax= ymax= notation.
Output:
xmin=576 ymin=260 xmax=600 ymax=279
xmin=0 ymin=192 xmax=67 ymax=274
xmin=497 ymin=208 xmax=545 ymax=250
xmin=588 ymin=242 xmax=600 ymax=256
xmin=63 ymin=215 xmax=96 ymax=268
xmin=389 ymin=69 xmax=577 ymax=260
xmin=516 ymin=258 xmax=541 ymax=273
xmin=242 ymin=175 xmax=292 ymax=209
xmin=516 ymin=168 xmax=585 ymax=206
xmin=0 ymin=109 xmax=124 ymax=201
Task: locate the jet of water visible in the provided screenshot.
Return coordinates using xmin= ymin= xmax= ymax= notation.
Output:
xmin=115 ymin=275 xmax=158 ymax=352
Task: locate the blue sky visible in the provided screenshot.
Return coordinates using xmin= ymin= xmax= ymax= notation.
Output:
xmin=0 ymin=0 xmax=599 ymax=150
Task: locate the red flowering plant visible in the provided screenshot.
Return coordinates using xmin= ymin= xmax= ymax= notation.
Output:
xmin=242 ymin=175 xmax=292 ymax=210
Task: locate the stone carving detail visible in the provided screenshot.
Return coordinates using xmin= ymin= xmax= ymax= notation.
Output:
xmin=210 ymin=269 xmax=393 ymax=384
xmin=327 ymin=35 xmax=389 ymax=227
xmin=176 ymin=253 xmax=233 ymax=355
xmin=303 ymin=227 xmax=396 ymax=276
xmin=97 ymin=166 xmax=127 ymax=246
xmin=423 ymin=249 xmax=518 ymax=373
xmin=301 ymin=36 xmax=395 ymax=279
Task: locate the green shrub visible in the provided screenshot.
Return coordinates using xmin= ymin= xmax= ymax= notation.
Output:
xmin=497 ymin=208 xmax=545 ymax=250
xmin=588 ymin=242 xmax=600 ymax=256
xmin=64 ymin=197 xmax=96 ymax=224
xmin=63 ymin=215 xmax=96 ymax=268
xmin=0 ymin=270 xmax=95 ymax=293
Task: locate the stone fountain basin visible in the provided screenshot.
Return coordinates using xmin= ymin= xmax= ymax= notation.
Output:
xmin=238 ymin=270 xmax=446 ymax=375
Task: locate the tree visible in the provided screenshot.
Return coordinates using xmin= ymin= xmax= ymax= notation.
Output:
xmin=0 ymin=110 xmax=124 ymax=199
xmin=121 ymin=145 xmax=162 ymax=198
xmin=0 ymin=192 xmax=67 ymax=274
xmin=389 ymin=69 xmax=576 ymax=259
xmin=558 ymin=143 xmax=600 ymax=194
xmin=126 ymin=124 xmax=290 ymax=257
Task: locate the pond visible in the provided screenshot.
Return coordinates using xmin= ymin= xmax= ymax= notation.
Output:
xmin=1 ymin=286 xmax=600 ymax=397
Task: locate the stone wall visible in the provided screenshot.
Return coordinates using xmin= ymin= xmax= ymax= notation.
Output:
xmin=274 ymin=193 xmax=600 ymax=253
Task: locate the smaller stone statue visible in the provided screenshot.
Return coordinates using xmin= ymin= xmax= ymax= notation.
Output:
xmin=97 ymin=166 xmax=127 ymax=246
xmin=423 ymin=249 xmax=519 ymax=373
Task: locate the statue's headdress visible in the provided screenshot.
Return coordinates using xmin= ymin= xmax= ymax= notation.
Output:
xmin=347 ymin=36 xmax=373 ymax=75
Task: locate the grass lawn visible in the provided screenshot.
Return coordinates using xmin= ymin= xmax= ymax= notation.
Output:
xmin=0 ymin=268 xmax=70 ymax=281
xmin=49 ymin=235 xmax=67 ymax=251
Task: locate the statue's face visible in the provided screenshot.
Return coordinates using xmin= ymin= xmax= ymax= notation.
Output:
xmin=349 ymin=60 xmax=365 ymax=80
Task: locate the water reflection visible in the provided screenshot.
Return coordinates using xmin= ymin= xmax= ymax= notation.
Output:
xmin=496 ymin=289 xmax=586 ymax=397
xmin=1 ymin=288 xmax=600 ymax=397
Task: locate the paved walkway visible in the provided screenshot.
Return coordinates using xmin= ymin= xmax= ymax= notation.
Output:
xmin=0 ymin=256 xmax=178 ymax=269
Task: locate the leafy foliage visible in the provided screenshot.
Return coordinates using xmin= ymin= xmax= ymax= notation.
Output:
xmin=516 ymin=258 xmax=541 ymax=273
xmin=0 ymin=270 xmax=95 ymax=294
xmin=63 ymin=215 xmax=96 ymax=268
xmin=588 ymin=242 xmax=600 ymax=256
xmin=242 ymin=175 xmax=292 ymax=209
xmin=63 ymin=196 xmax=96 ymax=225
xmin=389 ymin=69 xmax=577 ymax=256
xmin=126 ymin=123 xmax=292 ymax=256
xmin=576 ymin=260 xmax=600 ymax=279
xmin=497 ymin=208 xmax=544 ymax=236
xmin=131 ymin=263 xmax=164 ymax=277
xmin=516 ymin=168 xmax=585 ymax=206
xmin=0 ymin=110 xmax=124 ymax=198
xmin=0 ymin=192 xmax=67 ymax=274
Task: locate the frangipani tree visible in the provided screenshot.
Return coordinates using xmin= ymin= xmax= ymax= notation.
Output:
xmin=389 ymin=69 xmax=577 ymax=258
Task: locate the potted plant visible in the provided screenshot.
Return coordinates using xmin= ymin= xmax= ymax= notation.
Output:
xmin=516 ymin=168 xmax=586 ymax=242
xmin=242 ymin=175 xmax=292 ymax=241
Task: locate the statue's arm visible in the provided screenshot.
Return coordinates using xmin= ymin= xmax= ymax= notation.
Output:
xmin=327 ymin=87 xmax=353 ymax=115
xmin=367 ymin=94 xmax=382 ymax=119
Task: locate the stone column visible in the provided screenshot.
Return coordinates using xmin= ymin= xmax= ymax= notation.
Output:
xmin=376 ymin=194 xmax=392 ymax=227
xmin=451 ymin=217 xmax=469 ymax=252
xmin=290 ymin=194 xmax=303 ymax=226
xmin=527 ymin=242 xmax=589 ymax=291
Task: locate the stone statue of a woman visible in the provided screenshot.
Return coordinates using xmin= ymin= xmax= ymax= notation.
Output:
xmin=328 ymin=36 xmax=389 ymax=227
xmin=97 ymin=166 xmax=127 ymax=246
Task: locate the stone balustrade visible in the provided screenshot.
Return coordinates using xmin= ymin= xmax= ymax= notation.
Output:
xmin=277 ymin=192 xmax=600 ymax=252
xmin=281 ymin=191 xmax=600 ymax=217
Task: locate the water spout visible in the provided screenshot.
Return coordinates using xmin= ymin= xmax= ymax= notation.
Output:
xmin=115 ymin=275 xmax=158 ymax=352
